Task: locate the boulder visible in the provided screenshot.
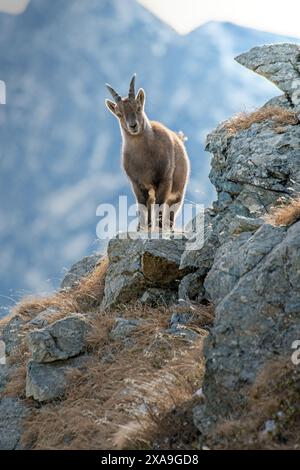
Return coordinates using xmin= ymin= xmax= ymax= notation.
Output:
xmin=26 ymin=355 xmax=89 ymax=402
xmin=101 ymin=233 xmax=188 ymax=309
xmin=27 ymin=314 xmax=90 ymax=363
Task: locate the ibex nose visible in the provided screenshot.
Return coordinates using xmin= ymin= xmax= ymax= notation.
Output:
xmin=130 ymin=123 xmax=138 ymax=131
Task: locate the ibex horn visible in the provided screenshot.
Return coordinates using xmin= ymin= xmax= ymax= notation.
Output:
xmin=106 ymin=83 xmax=121 ymax=102
xmin=128 ymin=74 xmax=136 ymax=98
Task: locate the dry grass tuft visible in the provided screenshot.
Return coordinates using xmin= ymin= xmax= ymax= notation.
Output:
xmin=20 ymin=302 xmax=211 ymax=450
xmin=210 ymin=357 xmax=300 ymax=449
xmin=13 ymin=256 xmax=108 ymax=322
xmin=266 ymin=197 xmax=300 ymax=227
xmin=223 ymin=106 xmax=299 ymax=135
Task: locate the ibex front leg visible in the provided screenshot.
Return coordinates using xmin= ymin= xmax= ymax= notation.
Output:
xmin=131 ymin=182 xmax=149 ymax=231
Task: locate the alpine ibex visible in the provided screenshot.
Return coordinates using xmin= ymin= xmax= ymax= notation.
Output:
xmin=105 ymin=75 xmax=190 ymax=230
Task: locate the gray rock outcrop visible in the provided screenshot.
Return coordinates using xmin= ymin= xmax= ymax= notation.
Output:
xmin=60 ymin=254 xmax=102 ymax=289
xmin=26 ymin=355 xmax=89 ymax=402
xmin=180 ymin=43 xmax=300 ymax=304
xmin=190 ymin=44 xmax=300 ymax=441
xmin=194 ymin=221 xmax=300 ymax=434
xmin=102 ymin=233 xmax=188 ymax=309
xmin=236 ymin=43 xmax=300 ymax=114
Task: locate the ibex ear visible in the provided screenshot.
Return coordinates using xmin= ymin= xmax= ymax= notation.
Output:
xmin=136 ymin=88 xmax=145 ymax=109
xmin=105 ymin=99 xmax=119 ymax=116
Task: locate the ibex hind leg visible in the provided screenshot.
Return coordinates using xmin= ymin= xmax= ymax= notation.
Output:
xmin=137 ymin=198 xmax=155 ymax=233
xmin=157 ymin=204 xmax=175 ymax=233
xmin=155 ymin=203 xmax=177 ymax=232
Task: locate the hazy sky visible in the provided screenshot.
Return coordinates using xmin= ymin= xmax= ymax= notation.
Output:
xmin=138 ymin=0 xmax=300 ymax=37
xmin=0 ymin=0 xmax=299 ymax=37
xmin=0 ymin=0 xmax=29 ymax=14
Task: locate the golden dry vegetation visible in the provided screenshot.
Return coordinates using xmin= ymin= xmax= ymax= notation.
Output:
xmin=266 ymin=197 xmax=300 ymax=227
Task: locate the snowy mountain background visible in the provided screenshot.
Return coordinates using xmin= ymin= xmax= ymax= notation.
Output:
xmin=0 ymin=0 xmax=298 ymax=316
